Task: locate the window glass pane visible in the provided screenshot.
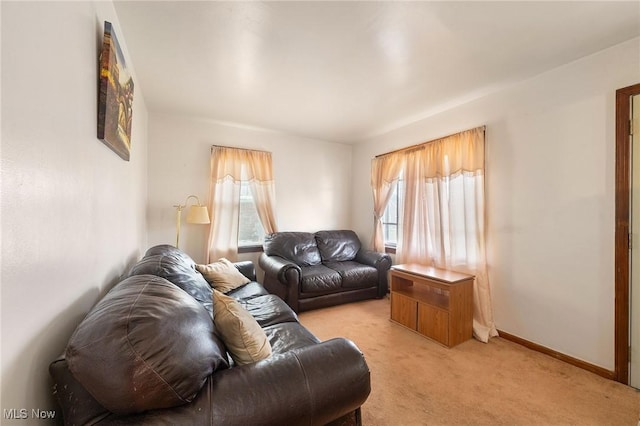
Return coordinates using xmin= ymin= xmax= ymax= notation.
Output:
xmin=382 ymin=179 xmax=402 ymax=246
xmin=238 ymin=182 xmax=265 ymax=246
xmin=385 ymin=223 xmax=397 ymax=245
xmin=386 ymin=190 xmax=397 ymax=223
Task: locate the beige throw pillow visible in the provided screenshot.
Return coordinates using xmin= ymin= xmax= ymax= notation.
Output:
xmin=196 ymin=258 xmax=250 ymax=293
xmin=212 ymin=289 xmax=272 ymax=365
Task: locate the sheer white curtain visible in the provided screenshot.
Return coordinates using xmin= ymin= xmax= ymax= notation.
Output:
xmin=247 ymin=151 xmax=278 ymax=236
xmin=207 ymin=146 xmax=278 ymax=262
xmin=370 ymin=154 xmax=404 ymax=251
xmin=377 ymin=127 xmax=497 ymax=342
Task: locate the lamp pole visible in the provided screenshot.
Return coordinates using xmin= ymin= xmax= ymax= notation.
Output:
xmin=174 ymin=204 xmax=184 ymax=247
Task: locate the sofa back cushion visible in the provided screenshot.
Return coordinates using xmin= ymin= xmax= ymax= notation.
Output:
xmin=66 ymin=275 xmax=228 ymax=415
xmin=315 ymin=230 xmax=361 ymax=262
xmin=128 ymin=245 xmax=214 ymax=317
xmin=263 ymin=232 xmax=321 ymax=266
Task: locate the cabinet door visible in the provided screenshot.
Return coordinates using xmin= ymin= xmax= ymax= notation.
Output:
xmin=391 ymin=292 xmax=417 ymax=329
xmin=417 ymin=302 xmax=449 ymax=346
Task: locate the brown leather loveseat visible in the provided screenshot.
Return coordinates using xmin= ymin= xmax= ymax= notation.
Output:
xmin=259 ymin=230 xmax=392 ymax=313
xmin=49 ymin=245 xmax=370 ymax=425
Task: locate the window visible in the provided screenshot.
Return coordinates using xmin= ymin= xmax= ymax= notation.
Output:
xmin=370 ymin=127 xmax=495 ymax=341
xmin=238 ymin=181 xmax=265 ymax=247
xmin=208 ymin=146 xmax=277 ymax=260
xmin=382 ymin=179 xmax=403 ymax=247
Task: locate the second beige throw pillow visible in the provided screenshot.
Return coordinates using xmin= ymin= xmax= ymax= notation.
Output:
xmin=212 ymin=289 xmax=272 ymax=365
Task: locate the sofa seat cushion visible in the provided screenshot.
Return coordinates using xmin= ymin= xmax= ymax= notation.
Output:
xmin=66 ymin=275 xmax=228 ymax=415
xmin=263 ymin=322 xmax=321 ymax=354
xmin=226 ymin=281 xmax=270 ymax=301
xmin=324 ymin=261 xmax=378 ymax=289
xmin=240 ymin=295 xmax=299 ymax=327
xmin=300 ymin=264 xmax=342 ymax=294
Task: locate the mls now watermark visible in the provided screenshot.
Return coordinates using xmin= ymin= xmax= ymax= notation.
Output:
xmin=3 ymin=408 xmax=56 ymax=420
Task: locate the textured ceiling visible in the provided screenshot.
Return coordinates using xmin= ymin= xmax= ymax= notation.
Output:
xmin=113 ymin=1 xmax=640 ymax=143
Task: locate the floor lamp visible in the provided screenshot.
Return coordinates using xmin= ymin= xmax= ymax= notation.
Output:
xmin=174 ymin=195 xmax=210 ymax=248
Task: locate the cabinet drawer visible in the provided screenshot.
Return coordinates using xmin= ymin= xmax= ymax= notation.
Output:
xmin=417 ymin=302 xmax=449 ymax=346
xmin=391 ymin=292 xmax=417 ymax=329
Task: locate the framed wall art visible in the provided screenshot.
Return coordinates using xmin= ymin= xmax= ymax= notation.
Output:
xmin=97 ymin=21 xmax=134 ymax=161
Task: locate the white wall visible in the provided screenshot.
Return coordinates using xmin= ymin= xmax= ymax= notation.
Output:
xmin=351 ymin=38 xmax=640 ymax=370
xmin=147 ymin=113 xmax=352 ymax=265
xmin=1 ymin=1 xmax=148 ymax=419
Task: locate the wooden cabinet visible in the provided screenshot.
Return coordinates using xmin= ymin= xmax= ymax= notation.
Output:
xmin=390 ymin=264 xmax=474 ymax=347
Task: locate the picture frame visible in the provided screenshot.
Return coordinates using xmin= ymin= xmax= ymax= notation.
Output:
xmin=97 ymin=21 xmax=134 ymax=161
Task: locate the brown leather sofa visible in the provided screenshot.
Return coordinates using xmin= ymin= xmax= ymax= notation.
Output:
xmin=49 ymin=245 xmax=370 ymax=425
xmin=259 ymin=230 xmax=392 ymax=313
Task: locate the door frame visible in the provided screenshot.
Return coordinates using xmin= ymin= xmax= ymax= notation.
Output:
xmin=615 ymin=83 xmax=640 ymax=384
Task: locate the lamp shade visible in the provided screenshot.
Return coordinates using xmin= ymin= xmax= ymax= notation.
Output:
xmin=186 ymin=205 xmax=210 ymax=224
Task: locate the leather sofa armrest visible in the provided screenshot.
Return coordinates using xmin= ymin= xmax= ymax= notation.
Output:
xmin=259 ymin=253 xmax=301 ymax=283
xmin=356 ymin=249 xmax=392 ymax=271
xmin=356 ymin=250 xmax=392 ymax=298
xmin=259 ymin=253 xmax=302 ymax=310
xmin=234 ymin=260 xmax=256 ymax=281
xmin=209 ymin=338 xmax=371 ymax=425
xmin=49 ymin=357 xmax=111 ymax=425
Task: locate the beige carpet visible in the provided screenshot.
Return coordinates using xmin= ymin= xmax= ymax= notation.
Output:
xmin=299 ymin=298 xmax=640 ymax=426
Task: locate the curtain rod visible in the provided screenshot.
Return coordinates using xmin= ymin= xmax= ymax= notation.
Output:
xmin=210 ymin=145 xmax=271 ymax=154
xmin=374 ymin=125 xmax=486 ymax=159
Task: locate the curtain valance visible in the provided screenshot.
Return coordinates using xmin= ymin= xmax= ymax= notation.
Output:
xmin=210 ymin=146 xmax=274 ymax=183
xmin=374 ymin=126 xmax=485 ymax=179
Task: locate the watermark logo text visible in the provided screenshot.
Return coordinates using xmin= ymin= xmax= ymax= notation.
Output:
xmin=3 ymin=408 xmax=56 ymax=420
